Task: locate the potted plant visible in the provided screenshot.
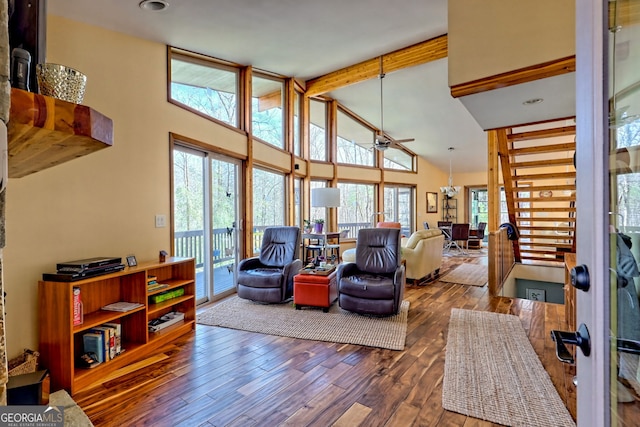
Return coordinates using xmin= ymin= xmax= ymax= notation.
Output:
xmin=313 ymin=218 xmax=324 ymax=233
xmin=303 ymin=219 xmax=312 ymax=233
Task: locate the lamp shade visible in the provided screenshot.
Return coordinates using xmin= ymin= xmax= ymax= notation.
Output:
xmin=311 ymin=187 xmax=341 ymax=208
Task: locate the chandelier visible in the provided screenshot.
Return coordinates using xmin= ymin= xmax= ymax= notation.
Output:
xmin=440 ymin=147 xmax=461 ymax=198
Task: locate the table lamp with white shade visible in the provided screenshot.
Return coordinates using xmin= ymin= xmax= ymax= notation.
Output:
xmin=311 ymin=187 xmax=341 ymax=264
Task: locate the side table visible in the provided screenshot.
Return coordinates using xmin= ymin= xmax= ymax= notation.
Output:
xmin=293 ymin=270 xmax=338 ymax=312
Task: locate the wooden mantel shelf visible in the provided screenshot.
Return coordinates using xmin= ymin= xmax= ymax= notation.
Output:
xmin=8 ymin=88 xmax=114 ymax=178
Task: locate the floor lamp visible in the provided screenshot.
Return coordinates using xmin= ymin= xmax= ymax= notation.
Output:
xmin=311 ymin=187 xmax=341 ymax=264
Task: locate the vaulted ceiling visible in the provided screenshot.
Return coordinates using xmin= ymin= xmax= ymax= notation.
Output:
xmin=48 ymin=0 xmax=559 ymax=174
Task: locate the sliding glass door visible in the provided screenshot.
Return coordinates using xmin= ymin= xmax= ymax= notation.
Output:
xmin=173 ymin=145 xmax=241 ymax=304
xmin=383 ymin=185 xmax=414 ymax=235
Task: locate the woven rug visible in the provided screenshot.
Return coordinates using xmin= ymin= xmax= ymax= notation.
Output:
xmin=439 ymin=263 xmax=488 ymax=286
xmin=443 ymin=309 xmax=575 ymax=427
xmin=197 ymin=296 xmax=409 ymax=350
xmin=50 ymin=389 xmax=94 ymax=426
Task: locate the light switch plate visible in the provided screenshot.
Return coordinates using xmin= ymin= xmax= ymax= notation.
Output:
xmin=155 ymin=214 xmax=166 ymax=228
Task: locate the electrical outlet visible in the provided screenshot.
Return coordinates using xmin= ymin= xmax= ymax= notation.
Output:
xmin=155 ymin=214 xmax=166 ymax=228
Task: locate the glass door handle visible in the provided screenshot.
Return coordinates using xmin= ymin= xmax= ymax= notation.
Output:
xmin=551 ymin=323 xmax=591 ymax=364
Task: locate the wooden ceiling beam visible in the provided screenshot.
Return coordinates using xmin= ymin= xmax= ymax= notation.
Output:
xmin=304 ymin=35 xmax=448 ymax=97
xmin=450 ymin=55 xmax=575 ymax=98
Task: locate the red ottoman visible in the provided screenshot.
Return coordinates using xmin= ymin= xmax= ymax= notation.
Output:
xmin=293 ymin=270 xmax=338 ymax=312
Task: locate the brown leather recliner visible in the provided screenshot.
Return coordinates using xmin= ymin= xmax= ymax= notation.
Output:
xmin=336 ymin=228 xmax=405 ymax=315
xmin=236 ymin=226 xmax=302 ymax=303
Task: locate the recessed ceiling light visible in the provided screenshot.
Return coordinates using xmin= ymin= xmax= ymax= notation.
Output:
xmin=139 ymin=0 xmax=169 ymax=11
xmin=522 ymin=98 xmax=544 ymax=106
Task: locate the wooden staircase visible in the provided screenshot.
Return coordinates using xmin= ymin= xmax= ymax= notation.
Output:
xmin=497 ymin=123 xmax=576 ymax=264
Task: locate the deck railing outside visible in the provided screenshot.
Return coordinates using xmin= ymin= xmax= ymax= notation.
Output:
xmin=174 ymin=222 xmax=373 ymax=266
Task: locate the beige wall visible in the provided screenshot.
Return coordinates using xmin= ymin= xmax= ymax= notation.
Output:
xmin=4 ymin=16 xmax=482 ymax=356
xmin=448 ymin=0 xmax=575 ymax=87
xmin=457 ymin=170 xmax=491 ymax=224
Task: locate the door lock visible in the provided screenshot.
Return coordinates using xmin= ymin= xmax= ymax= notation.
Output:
xmin=551 ymin=323 xmax=591 ymax=364
xmin=570 ymin=264 xmax=590 ymax=292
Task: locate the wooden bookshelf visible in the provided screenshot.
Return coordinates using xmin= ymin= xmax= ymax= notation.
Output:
xmin=38 ymin=257 xmax=195 ymax=395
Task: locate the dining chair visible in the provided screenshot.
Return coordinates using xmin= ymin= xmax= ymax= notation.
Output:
xmin=437 ymin=221 xmax=453 ymax=249
xmin=448 ymin=223 xmax=470 ymax=254
xmin=468 ymin=222 xmax=487 ymax=249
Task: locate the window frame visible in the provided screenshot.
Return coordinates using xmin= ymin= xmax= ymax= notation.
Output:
xmin=251 ymin=71 xmax=286 ymax=149
xmin=168 ymin=47 xmax=243 ymax=132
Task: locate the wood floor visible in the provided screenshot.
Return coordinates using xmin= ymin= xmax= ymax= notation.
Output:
xmin=73 ymin=254 xmax=579 ymax=426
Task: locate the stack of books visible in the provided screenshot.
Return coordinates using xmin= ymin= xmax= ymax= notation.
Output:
xmin=82 ymin=322 xmax=123 ymax=365
xmin=147 ymin=275 xmax=169 ymax=293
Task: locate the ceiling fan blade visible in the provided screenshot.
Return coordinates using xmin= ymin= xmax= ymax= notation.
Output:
xmin=395 ymin=138 xmax=415 ymax=143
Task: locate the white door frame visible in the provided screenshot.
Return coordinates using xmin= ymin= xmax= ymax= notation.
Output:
xmin=576 ymin=0 xmax=609 ymax=425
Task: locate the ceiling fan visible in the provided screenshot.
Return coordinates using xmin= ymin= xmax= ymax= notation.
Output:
xmin=373 ymin=56 xmax=415 ymax=151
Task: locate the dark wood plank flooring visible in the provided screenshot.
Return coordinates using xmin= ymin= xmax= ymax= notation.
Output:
xmin=73 ymin=255 xmax=580 ymax=426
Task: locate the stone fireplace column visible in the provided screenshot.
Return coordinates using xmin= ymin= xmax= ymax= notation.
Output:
xmin=0 ymin=0 xmax=9 ymax=406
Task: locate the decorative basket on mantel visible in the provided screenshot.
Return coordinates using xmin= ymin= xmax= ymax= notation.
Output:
xmin=36 ymin=63 xmax=87 ymax=104
xmin=8 ymin=348 xmax=39 ymax=377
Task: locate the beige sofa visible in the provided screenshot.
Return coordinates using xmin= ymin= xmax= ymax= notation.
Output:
xmin=401 ymin=229 xmax=444 ymax=283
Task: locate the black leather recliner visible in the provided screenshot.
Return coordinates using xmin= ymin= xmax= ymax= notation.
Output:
xmin=236 ymin=226 xmax=302 ymax=303
xmin=336 ymin=228 xmax=405 ymax=315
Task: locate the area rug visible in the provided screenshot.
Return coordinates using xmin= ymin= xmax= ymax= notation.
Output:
xmin=439 ymin=263 xmax=488 ymax=286
xmin=196 ymin=296 xmax=409 ymax=350
xmin=444 ymin=247 xmax=488 ymax=258
xmin=442 ymin=309 xmax=575 ymax=427
xmin=50 ymin=389 xmax=94 ymax=426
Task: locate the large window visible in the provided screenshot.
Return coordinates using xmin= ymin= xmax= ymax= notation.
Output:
xmin=170 ymin=50 xmax=239 ymax=127
xmin=383 ymin=148 xmax=415 ymax=171
xmin=252 ymin=168 xmax=285 ymax=253
xmin=252 ymin=74 xmax=284 ymax=148
xmin=384 ymin=185 xmax=414 ymax=235
xmin=309 ymin=99 xmax=328 ymax=161
xmin=336 ymin=109 xmax=374 ymax=166
xmin=293 ymin=90 xmax=302 ymax=157
xmin=469 ymin=188 xmax=488 ymax=228
xmin=309 ymin=180 xmax=327 ymax=224
xmin=294 ymin=177 xmax=303 ymax=231
xmin=337 ymin=182 xmax=375 ymax=237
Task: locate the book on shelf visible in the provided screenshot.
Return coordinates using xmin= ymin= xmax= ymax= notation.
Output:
xmin=83 ymin=332 xmax=104 ymax=363
xmin=103 ymin=323 xmax=122 ymax=356
xmin=89 ymin=326 xmax=112 ymax=362
xmin=101 ymin=301 xmax=144 ymax=312
xmin=147 ymin=283 xmax=170 ymax=292
xmin=150 ymin=288 xmax=184 ymax=304
xmin=73 ymin=287 xmax=83 ymax=326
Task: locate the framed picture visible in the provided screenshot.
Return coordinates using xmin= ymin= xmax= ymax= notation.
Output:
xmin=526 ymin=288 xmax=546 ymax=302
xmin=426 ymin=192 xmax=438 ymax=213
xmin=126 ymin=255 xmax=138 ymax=267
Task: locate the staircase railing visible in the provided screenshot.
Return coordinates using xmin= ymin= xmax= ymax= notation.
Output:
xmin=488 ymin=227 xmax=515 ymax=297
